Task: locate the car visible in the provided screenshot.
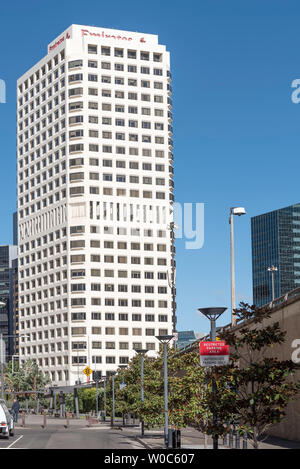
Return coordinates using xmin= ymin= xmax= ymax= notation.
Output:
xmin=0 ymin=399 xmax=14 ymax=439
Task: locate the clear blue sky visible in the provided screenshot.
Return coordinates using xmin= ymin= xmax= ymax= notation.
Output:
xmin=1 ymin=0 xmax=300 ymax=334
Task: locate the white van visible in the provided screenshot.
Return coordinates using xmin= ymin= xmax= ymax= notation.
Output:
xmin=0 ymin=400 xmax=14 ymax=439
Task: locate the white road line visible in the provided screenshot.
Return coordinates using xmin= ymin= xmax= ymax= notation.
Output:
xmin=6 ymin=435 xmax=23 ymax=449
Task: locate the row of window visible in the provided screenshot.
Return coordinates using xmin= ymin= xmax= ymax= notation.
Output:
xmin=70 ymin=312 xmax=168 ymax=321
xmin=87 ymin=46 xmax=163 ymax=62
xmin=71 ymin=326 xmax=168 ymax=336
xmin=71 ymin=298 xmax=168 ymax=308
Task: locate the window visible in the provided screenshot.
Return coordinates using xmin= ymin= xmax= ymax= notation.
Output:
xmin=88 ymin=45 xmax=97 ymax=54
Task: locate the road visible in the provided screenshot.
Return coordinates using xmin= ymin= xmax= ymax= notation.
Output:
xmin=0 ymin=420 xmax=143 ymax=449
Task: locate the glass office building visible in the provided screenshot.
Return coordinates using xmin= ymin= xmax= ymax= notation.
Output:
xmin=251 ymin=203 xmax=300 ymax=307
xmin=0 ymin=245 xmax=18 ymax=359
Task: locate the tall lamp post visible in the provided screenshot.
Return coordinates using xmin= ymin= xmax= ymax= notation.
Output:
xmin=268 ymin=266 xmax=278 ymax=302
xmin=229 ymin=207 xmax=246 ymax=326
xmin=110 ymin=372 xmax=116 ymax=428
xmin=156 ymin=335 xmax=174 ymax=448
xmin=167 ymin=222 xmax=178 ymax=343
xmin=102 ymin=375 xmax=107 ymax=422
xmin=135 ymin=349 xmax=148 ymax=437
xmin=118 ymin=365 xmax=127 ymax=426
xmin=198 ymin=307 xmax=227 ymax=450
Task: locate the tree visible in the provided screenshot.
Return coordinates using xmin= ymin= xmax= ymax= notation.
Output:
xmin=105 ymin=354 xmax=165 ymax=428
xmin=218 ymin=302 xmax=300 ymax=448
xmin=168 ymin=346 xmax=234 ymax=440
xmin=4 ymin=359 xmax=51 ymax=394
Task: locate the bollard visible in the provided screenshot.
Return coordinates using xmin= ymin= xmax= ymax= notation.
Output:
xmin=243 ymin=432 xmax=248 ymax=449
xmin=42 ymin=411 xmax=47 ymax=428
xmin=66 ymin=412 xmax=70 ymax=428
xmin=235 ymin=430 xmax=240 ymax=449
xmin=167 ymin=428 xmax=173 ymax=448
xmin=174 ymin=429 xmax=181 ymax=449
xmin=21 ymin=411 xmax=25 ymax=428
xmin=229 ymin=429 xmax=233 ymax=449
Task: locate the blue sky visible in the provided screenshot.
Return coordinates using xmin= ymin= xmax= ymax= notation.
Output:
xmin=1 ymin=0 xmax=300 ymax=334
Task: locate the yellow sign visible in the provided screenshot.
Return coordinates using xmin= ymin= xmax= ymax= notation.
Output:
xmin=83 ymin=366 xmax=92 ymax=376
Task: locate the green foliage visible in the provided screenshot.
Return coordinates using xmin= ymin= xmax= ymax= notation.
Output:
xmin=4 ymin=359 xmax=51 ymax=394
xmin=101 ymin=302 xmax=299 ymax=449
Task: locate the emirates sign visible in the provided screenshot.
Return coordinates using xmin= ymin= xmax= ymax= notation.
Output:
xmin=199 ymin=341 xmax=229 ymax=367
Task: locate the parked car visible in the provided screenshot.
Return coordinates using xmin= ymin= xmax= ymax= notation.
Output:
xmin=0 ymin=400 xmax=14 ymax=439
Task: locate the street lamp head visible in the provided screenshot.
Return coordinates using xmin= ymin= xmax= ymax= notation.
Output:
xmin=134 ymin=349 xmax=148 ymax=355
xmin=268 ymin=266 xmax=278 ymax=272
xmin=198 ymin=307 xmax=227 ymax=321
xmin=155 ymin=334 xmax=174 ymax=344
xmin=231 ymin=207 xmax=246 ymax=217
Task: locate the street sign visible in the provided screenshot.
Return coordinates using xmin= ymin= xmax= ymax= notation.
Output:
xmin=83 ymin=366 xmax=92 ymax=376
xmin=93 ymin=371 xmax=101 ymax=382
xmin=199 ymin=341 xmax=229 ymax=367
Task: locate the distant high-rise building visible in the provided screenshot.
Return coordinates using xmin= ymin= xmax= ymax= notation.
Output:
xmin=17 ymin=25 xmax=175 ymax=385
xmin=251 ymin=203 xmax=300 ymax=307
xmin=177 ymin=330 xmax=205 ymax=349
xmin=0 ymin=245 xmax=18 ymax=360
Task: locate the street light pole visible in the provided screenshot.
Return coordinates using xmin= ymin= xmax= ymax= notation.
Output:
xmin=198 ymin=307 xmax=227 ymax=450
xmin=156 ymin=335 xmax=174 ymax=448
xmin=102 ymin=376 xmax=107 ymax=422
xmin=229 ymin=207 xmax=246 ymax=326
xmin=118 ymin=365 xmax=127 ymax=426
xmin=268 ymin=266 xmax=278 ymax=302
xmin=168 ymin=222 xmax=178 ymax=343
xmin=135 ymin=349 xmax=148 ymax=437
xmin=111 ymin=372 xmax=116 ymax=428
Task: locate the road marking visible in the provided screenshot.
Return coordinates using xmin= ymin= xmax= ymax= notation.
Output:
xmin=6 ymin=435 xmax=23 ymax=449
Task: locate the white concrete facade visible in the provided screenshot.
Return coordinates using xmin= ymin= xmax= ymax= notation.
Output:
xmin=17 ymin=25 xmax=175 ymax=385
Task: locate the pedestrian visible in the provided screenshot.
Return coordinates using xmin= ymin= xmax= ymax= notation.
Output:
xmin=11 ymin=398 xmax=20 ymax=423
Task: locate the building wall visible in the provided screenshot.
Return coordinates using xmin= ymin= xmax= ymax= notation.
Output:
xmin=233 ymin=293 xmax=300 ymax=441
xmin=17 ymin=25 xmax=175 ymax=385
xmin=0 ymin=245 xmax=18 ymax=360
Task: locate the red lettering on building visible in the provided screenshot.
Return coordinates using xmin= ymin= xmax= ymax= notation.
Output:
xmin=49 ymin=32 xmax=70 ymax=52
xmin=81 ymin=29 xmax=145 ymax=43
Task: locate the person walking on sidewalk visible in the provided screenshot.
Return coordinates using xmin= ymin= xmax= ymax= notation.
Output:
xmin=11 ymin=398 xmax=20 ymax=423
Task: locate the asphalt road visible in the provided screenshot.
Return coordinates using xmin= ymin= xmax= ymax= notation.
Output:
xmin=0 ymin=424 xmax=143 ymax=449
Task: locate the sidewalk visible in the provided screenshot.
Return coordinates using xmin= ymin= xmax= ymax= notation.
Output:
xmin=118 ymin=424 xmax=300 ymax=450
xmin=14 ymin=414 xmax=300 ymax=449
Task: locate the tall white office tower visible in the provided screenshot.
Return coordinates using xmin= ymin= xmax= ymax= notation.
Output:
xmin=17 ymin=25 xmax=175 ymax=385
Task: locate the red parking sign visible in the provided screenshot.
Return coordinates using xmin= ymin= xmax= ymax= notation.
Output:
xmin=199 ymin=341 xmax=229 ymax=366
